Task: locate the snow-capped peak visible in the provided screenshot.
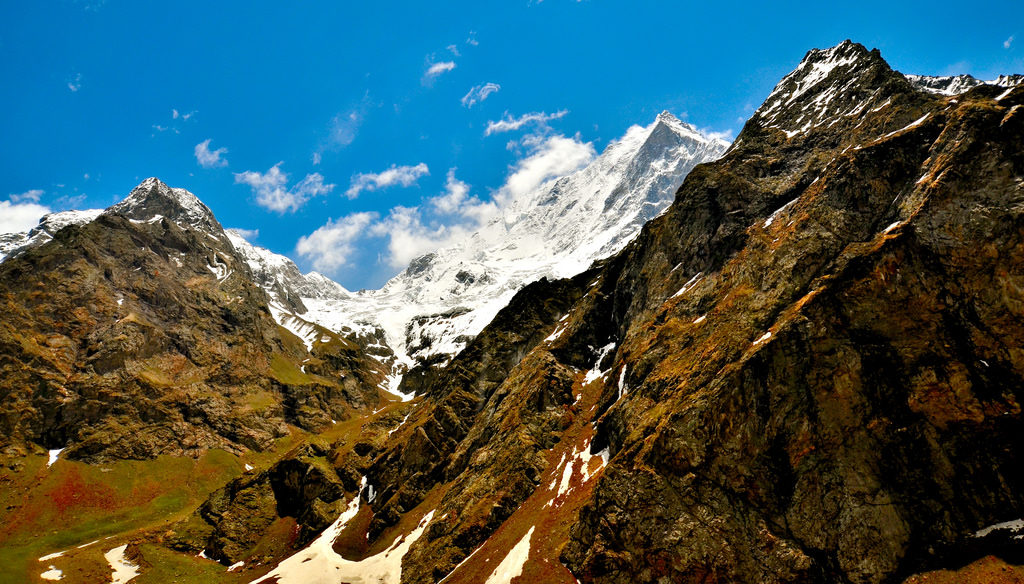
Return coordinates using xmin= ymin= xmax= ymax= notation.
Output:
xmin=225 ymin=229 xmax=350 ymax=312
xmin=904 ymin=73 xmax=1024 ymax=96
xmin=107 ymin=177 xmax=223 ymax=234
xmin=752 ymin=40 xmax=890 ymax=138
xmin=0 ymin=208 xmax=104 ymax=263
xmin=300 ymin=111 xmax=730 ymax=365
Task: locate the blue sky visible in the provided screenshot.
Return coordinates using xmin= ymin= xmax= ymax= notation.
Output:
xmin=2 ymin=1 xmax=1022 ymax=289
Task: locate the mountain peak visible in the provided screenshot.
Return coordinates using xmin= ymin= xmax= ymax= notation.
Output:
xmin=108 ymin=177 xmax=223 ymax=233
xmin=750 ymin=40 xmax=894 ymax=139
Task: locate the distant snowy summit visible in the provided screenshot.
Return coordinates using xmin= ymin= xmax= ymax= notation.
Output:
xmin=301 ymin=111 xmax=731 ymax=366
xmin=904 ymin=72 xmax=1023 ymax=96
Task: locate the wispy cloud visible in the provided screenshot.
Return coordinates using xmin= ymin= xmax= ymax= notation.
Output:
xmin=485 ymin=110 xmax=568 ymax=135
xmin=345 ymin=131 xmax=593 ymax=272
xmin=227 ymin=227 xmax=259 ymax=241
xmin=447 ymin=44 xmax=461 ymax=57
xmin=153 ymin=108 xmax=196 ymax=135
xmin=9 ymin=189 xmax=44 ymax=203
xmin=698 ymin=126 xmax=735 ymax=143
xmin=194 ymin=139 xmax=229 ymax=169
xmin=0 ymin=199 xmax=51 ymax=234
xmin=329 ymin=110 xmax=362 ymax=148
xmin=461 ymin=83 xmax=501 ymax=108
xmin=346 ymin=163 xmax=430 ymax=199
xmin=1006 ymin=35 xmax=1015 ymax=49
xmin=423 ymin=61 xmax=456 ymax=84
xmin=67 ymin=73 xmax=82 ymax=92
xmin=466 ymin=31 xmax=479 ymax=46
xmin=296 ymin=211 xmax=378 ymax=272
xmin=234 ymin=163 xmax=335 ymax=213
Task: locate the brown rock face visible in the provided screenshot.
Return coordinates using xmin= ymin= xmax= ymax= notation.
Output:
xmin=293 ymin=41 xmax=1023 ymax=584
xmin=0 ymin=181 xmax=388 ymax=462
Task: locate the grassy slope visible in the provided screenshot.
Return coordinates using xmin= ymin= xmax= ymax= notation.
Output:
xmin=0 ymin=432 xmax=303 ymax=584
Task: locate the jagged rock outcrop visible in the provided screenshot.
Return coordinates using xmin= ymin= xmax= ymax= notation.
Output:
xmin=250 ymin=40 xmax=1024 ymax=584
xmin=0 ymin=179 xmax=389 ymax=462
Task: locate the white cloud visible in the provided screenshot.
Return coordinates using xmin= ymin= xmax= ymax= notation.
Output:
xmin=312 ymin=152 xmax=322 ymax=165
xmin=369 ymin=206 xmax=472 ymax=269
xmin=431 ymin=168 xmax=498 ymax=223
xmin=0 ymin=200 xmax=51 ymax=234
xmin=485 ymin=110 xmax=568 ymax=135
xmin=370 ymin=133 xmax=592 ymax=269
xmin=227 ymin=227 xmax=259 ymax=241
xmin=234 ymin=163 xmax=335 ymax=213
xmin=194 ymin=139 xmax=229 ymax=168
xmin=1006 ymin=35 xmax=1015 ymax=49
xmin=299 ymin=130 xmax=595 ymax=275
xmin=423 ymin=61 xmax=456 ymax=84
xmin=493 ymin=133 xmax=595 ymax=207
xmin=67 ymin=73 xmax=82 ymax=92
xmin=466 ymin=32 xmax=479 ymax=46
xmin=461 ymin=83 xmax=501 ymax=108
xmin=172 ymin=109 xmax=195 ymax=120
xmin=447 ymin=44 xmax=460 ymax=57
xmin=296 ymin=211 xmax=377 ymax=272
xmin=698 ymin=126 xmax=735 ymax=143
xmin=9 ymin=189 xmax=44 ymax=203
xmin=345 ymin=163 xmax=429 ymax=199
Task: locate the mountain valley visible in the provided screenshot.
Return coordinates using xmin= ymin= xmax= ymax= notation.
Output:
xmin=2 ymin=40 xmax=1024 ymax=584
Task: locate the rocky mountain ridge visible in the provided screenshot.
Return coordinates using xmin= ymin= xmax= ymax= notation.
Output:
xmin=0 ymin=178 xmax=393 ymax=462
xmin=176 ymin=39 xmax=1024 ymax=584
xmin=4 ymin=39 xmax=1024 ymax=584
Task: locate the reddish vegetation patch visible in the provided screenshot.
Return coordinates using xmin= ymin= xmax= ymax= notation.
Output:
xmin=903 ymin=556 xmax=1024 ymax=583
xmin=332 ymin=502 xmax=374 ymax=559
xmin=47 ymin=467 xmax=118 ymax=515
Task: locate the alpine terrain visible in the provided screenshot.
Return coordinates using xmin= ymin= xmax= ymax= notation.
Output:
xmin=1 ymin=40 xmax=1023 ymax=584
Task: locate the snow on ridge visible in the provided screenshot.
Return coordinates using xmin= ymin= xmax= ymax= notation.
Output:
xmin=0 ymin=208 xmax=104 ymax=264
xmin=904 ymin=73 xmax=1024 ymax=96
xmin=298 ymin=111 xmax=728 ymax=367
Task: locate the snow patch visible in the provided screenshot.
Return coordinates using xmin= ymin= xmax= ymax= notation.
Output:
xmin=39 ymin=550 xmax=66 ymax=561
xmin=882 ymin=113 xmax=930 ymax=139
xmin=41 ymin=566 xmax=63 ymax=581
xmin=672 ymin=272 xmax=703 ymax=298
xmin=104 ymin=544 xmax=140 ymax=584
xmin=483 ymin=526 xmax=535 ymax=584
xmin=387 ymin=414 xmax=411 ymax=437
xmin=883 ymin=221 xmax=903 ymax=234
xmin=974 ymin=518 xmax=1024 ymax=539
xmin=583 ymin=342 xmax=616 ymax=385
xmin=764 ymin=198 xmax=799 ymax=228
xmin=47 ymin=448 xmax=63 ymax=467
xmin=255 ymin=477 xmax=435 ymax=584
xmin=754 ymin=331 xmax=772 ymax=345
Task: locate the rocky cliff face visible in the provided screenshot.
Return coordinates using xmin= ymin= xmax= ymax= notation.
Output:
xmin=5 ymin=40 xmax=1023 ymax=584
xmin=0 ymin=178 xmax=390 ymax=462
xmin=180 ymin=40 xmax=1024 ymax=584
